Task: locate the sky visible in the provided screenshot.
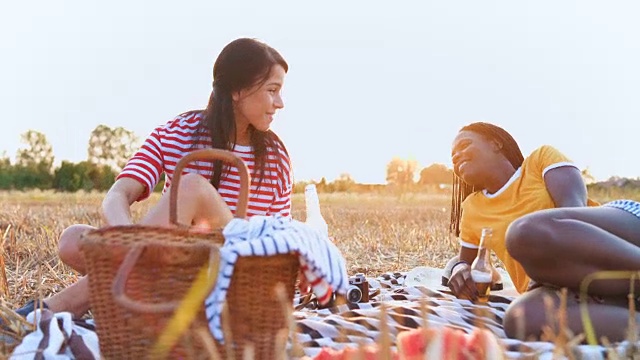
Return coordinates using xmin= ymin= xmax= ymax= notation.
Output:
xmin=1 ymin=1 xmax=639 ymax=184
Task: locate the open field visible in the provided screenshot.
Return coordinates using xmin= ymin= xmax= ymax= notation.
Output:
xmin=0 ymin=190 xmax=456 ymax=309
xmin=2 ymin=186 xmax=638 ymax=307
xmin=0 ymin=187 xmax=639 ymax=356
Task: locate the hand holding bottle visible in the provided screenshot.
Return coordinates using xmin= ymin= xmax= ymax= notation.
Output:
xmin=470 ymin=227 xmax=493 ymax=303
xmin=447 ymin=262 xmax=478 ymax=301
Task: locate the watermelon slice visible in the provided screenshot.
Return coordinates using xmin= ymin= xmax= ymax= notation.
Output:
xmin=313 ymin=344 xmax=399 ymax=360
xmin=464 ymin=328 xmax=505 ymax=360
xmin=438 ymin=327 xmax=468 ymax=360
xmin=397 ymin=327 xmax=435 ymax=359
xmin=314 ymin=347 xmax=343 ymax=360
xmin=397 ymin=326 xmax=468 ymax=360
xmin=315 ymin=326 xmax=504 ymax=360
xmin=342 ymin=345 xmax=391 ymax=360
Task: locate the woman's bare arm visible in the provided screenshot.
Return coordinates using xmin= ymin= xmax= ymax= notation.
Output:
xmin=101 ymin=178 xmax=146 ymax=226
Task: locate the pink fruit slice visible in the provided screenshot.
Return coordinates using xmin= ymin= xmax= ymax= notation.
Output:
xmin=397 ymin=327 xmax=435 ymax=359
xmin=464 ymin=328 xmax=505 ymax=360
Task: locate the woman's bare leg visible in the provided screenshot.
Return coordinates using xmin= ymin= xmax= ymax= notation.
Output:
xmin=58 ymin=224 xmax=96 ymax=273
xmin=504 ymin=286 xmax=640 ymax=343
xmin=139 ymin=173 xmax=233 ymax=229
xmin=506 ymin=206 xmax=640 ymax=296
xmin=37 ymin=225 xmax=96 ymax=317
xmin=43 ymin=278 xmax=91 ymax=318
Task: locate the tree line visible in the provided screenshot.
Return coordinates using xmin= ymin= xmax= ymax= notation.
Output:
xmin=0 ymin=127 xmax=455 ymax=193
xmin=385 ymin=157 xmax=453 ymax=188
xmin=295 ymin=160 xmax=454 ymax=194
xmin=0 ymin=126 xmax=138 ymax=192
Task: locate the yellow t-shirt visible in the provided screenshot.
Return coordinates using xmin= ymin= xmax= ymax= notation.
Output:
xmin=458 ymin=145 xmax=592 ymax=294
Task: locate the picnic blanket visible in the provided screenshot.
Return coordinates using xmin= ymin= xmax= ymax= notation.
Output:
xmin=290 ymin=272 xmax=637 ymax=360
xmin=10 ymin=270 xmax=639 ymax=359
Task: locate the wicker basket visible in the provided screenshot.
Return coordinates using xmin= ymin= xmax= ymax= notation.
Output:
xmin=220 ymin=253 xmax=299 ymax=359
xmin=80 ymin=149 xmax=300 ymax=359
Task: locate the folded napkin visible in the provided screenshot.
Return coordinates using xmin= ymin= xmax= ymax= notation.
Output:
xmin=204 ymin=215 xmax=348 ymax=342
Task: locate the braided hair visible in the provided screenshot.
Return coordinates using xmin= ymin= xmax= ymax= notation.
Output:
xmin=449 ymin=122 xmax=524 ymax=236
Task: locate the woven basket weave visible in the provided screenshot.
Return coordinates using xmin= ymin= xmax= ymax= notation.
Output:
xmin=80 ymin=149 xmax=299 ymax=359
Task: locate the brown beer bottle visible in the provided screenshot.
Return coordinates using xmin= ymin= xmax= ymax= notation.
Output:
xmin=470 ymin=227 xmax=493 ymax=303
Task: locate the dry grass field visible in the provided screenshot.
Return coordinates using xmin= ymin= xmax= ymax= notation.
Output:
xmin=0 ymin=187 xmax=638 ymax=357
xmin=0 ymin=190 xmax=455 ymax=308
xmin=0 ymin=190 xmax=456 ymax=357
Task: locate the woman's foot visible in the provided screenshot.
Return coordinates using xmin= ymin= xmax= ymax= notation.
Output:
xmin=15 ymin=299 xmax=49 ymax=318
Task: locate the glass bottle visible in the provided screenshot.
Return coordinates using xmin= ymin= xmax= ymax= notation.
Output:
xmin=304 ymin=184 xmax=329 ymax=238
xmin=470 ymin=227 xmax=493 ymax=303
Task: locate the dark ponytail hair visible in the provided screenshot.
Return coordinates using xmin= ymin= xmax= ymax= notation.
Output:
xmin=191 ymin=38 xmax=288 ymax=188
xmin=449 ymin=122 xmax=524 ymax=236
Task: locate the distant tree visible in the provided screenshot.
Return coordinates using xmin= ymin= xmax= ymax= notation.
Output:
xmin=386 ymin=157 xmax=418 ymax=187
xmin=581 ymin=167 xmax=597 ymax=185
xmin=54 ymin=161 xmax=90 ymax=192
xmin=87 ymin=124 xmax=139 ymax=171
xmin=293 ymin=180 xmax=308 ymax=194
xmin=316 ymin=177 xmax=328 ymax=192
xmin=0 ymin=152 xmax=13 ymax=189
xmin=14 ymin=130 xmax=54 ymax=189
xmin=87 ymin=163 xmax=118 ymax=191
xmin=16 ymin=130 xmax=54 ymax=171
xmin=53 ymin=161 xmax=118 ymax=192
xmin=331 ymin=173 xmax=356 ymax=192
xmin=418 ymin=163 xmax=454 ymax=185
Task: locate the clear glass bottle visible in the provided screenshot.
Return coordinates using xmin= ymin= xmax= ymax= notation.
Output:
xmin=304 ymin=184 xmax=329 ymax=238
xmin=470 ymin=227 xmax=493 ymax=303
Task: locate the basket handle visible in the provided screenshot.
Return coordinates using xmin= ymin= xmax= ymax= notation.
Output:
xmin=170 ymin=149 xmax=251 ymax=225
xmin=112 ymin=244 xmax=218 ymax=313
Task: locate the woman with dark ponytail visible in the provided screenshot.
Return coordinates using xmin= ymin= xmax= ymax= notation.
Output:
xmin=14 ymin=38 xmax=293 ymax=319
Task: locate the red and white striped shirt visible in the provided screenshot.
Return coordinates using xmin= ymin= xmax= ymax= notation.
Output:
xmin=117 ymin=112 xmax=292 ymax=218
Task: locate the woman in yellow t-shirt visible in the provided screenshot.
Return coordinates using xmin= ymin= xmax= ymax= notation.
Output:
xmin=446 ymin=122 xmax=640 ymax=342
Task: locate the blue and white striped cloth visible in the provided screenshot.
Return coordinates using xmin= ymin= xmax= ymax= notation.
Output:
xmin=605 ymin=199 xmax=640 ymax=219
xmin=204 ymin=215 xmax=348 ymax=342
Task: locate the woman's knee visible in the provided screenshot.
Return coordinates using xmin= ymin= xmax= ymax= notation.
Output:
xmin=176 ymin=173 xmax=212 ymax=195
xmin=504 ymin=288 xmax=556 ymax=340
xmin=58 ymin=224 xmax=95 ymax=270
xmin=504 ymin=301 xmax=541 ymax=340
xmin=506 ymin=211 xmax=559 ymax=263
xmin=178 ymin=173 xmax=228 ymax=207
xmin=171 ymin=173 xmax=230 ymax=223
xmin=503 ymin=301 xmax=526 ymax=339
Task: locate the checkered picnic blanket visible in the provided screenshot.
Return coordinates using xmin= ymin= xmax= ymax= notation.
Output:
xmin=11 ymin=271 xmax=638 ymax=359
xmin=290 ymin=272 xmax=638 ymax=360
